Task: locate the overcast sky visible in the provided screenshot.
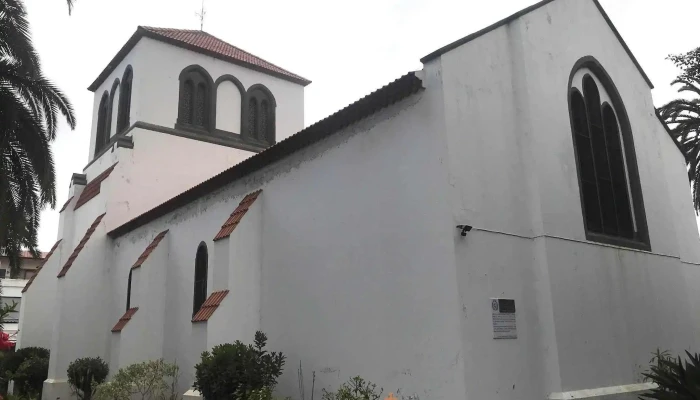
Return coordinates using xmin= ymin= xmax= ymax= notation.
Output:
xmin=24 ymin=0 xmax=700 ymax=250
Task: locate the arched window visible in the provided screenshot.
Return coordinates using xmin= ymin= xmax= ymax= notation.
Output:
xmin=248 ymin=98 xmax=258 ymax=137
xmin=126 ymin=270 xmax=133 ymax=311
xmin=193 ymin=242 xmax=208 ymax=316
xmin=108 ymin=79 xmax=120 ymax=137
xmin=177 ymin=65 xmax=213 ymax=131
xmin=95 ymin=91 xmax=110 ymax=156
xmin=117 ymin=65 xmax=133 ymax=133
xmin=568 ymin=57 xmax=649 ymax=250
xmin=243 ymin=84 xmax=276 ymax=143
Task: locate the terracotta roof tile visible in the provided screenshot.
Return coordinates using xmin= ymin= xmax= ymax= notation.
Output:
xmin=141 ymin=27 xmax=309 ymax=84
xmin=192 ymin=290 xmax=229 ymax=322
xmin=59 ymin=196 xmax=74 ymax=212
xmin=213 ymin=191 xmax=261 ymax=241
xmin=74 ymin=164 xmax=117 ymax=210
xmin=111 ymin=307 xmax=138 ymax=332
xmin=131 ymin=230 xmax=169 ymax=269
xmin=16 ymin=251 xmax=47 ymax=259
xmin=89 ymin=27 xmax=310 ymax=91
xmin=22 ymin=240 xmax=62 ymax=293
xmin=57 ymin=214 xmax=106 ymax=278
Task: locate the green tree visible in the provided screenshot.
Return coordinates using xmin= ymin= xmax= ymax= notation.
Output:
xmin=0 ymin=0 xmax=76 ymax=277
xmin=658 ymin=47 xmax=700 ymax=212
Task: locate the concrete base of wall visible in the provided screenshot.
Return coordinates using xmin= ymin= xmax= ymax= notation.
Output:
xmin=183 ymin=388 xmax=202 ymax=400
xmin=549 ymin=383 xmax=656 ymax=400
xmin=42 ymin=378 xmax=71 ymax=400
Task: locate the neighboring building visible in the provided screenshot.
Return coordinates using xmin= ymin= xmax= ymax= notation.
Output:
xmin=0 ymin=252 xmax=46 ymax=341
xmin=0 ymin=252 xmax=46 ymax=280
xmin=18 ymin=1 xmax=700 ymax=400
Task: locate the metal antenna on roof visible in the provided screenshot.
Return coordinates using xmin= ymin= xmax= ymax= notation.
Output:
xmin=195 ymin=0 xmax=206 ymax=31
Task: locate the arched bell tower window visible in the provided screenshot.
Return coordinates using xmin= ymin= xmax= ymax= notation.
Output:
xmin=95 ymin=91 xmax=110 ymax=156
xmin=193 ymin=242 xmax=208 ymax=316
xmin=568 ymin=56 xmax=649 ymax=250
xmin=177 ymin=65 xmax=214 ymax=132
xmin=117 ymin=65 xmax=133 ymax=133
xmin=243 ymin=84 xmax=276 ymax=143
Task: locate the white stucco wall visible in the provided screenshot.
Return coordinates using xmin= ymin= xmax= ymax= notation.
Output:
xmin=430 ymin=0 xmax=700 ymax=398
xmin=88 ymin=36 xmax=305 ymax=154
xmin=21 ymin=3 xmax=700 ymax=400
xmin=215 ymin=80 xmax=242 ymax=133
xmin=110 ymin=88 xmax=470 ymax=400
xmin=100 ymin=128 xmax=258 ymax=233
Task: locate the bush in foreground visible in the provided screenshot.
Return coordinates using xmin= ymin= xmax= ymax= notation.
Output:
xmin=68 ymin=357 xmax=109 ymax=400
xmin=94 ymin=359 xmax=179 ymax=400
xmin=194 ymin=331 xmax=285 ymax=400
xmin=641 ymin=350 xmax=700 ymax=399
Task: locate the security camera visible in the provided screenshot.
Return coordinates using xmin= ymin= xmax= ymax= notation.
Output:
xmin=456 ymin=225 xmax=473 ymax=237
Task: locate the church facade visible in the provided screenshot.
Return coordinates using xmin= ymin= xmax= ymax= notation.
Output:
xmin=18 ymin=1 xmax=700 ymax=400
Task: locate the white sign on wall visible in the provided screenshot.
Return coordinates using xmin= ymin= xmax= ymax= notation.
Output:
xmin=491 ymin=298 xmax=517 ymax=339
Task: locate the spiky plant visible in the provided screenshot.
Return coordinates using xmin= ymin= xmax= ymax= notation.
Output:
xmin=658 ymin=47 xmax=700 ymax=213
xmin=0 ymin=0 xmax=75 ymax=276
xmin=641 ymin=351 xmax=700 ymax=399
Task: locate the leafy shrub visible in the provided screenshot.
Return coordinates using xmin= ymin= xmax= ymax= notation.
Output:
xmin=321 ymin=377 xmax=383 ymax=400
xmin=93 ymin=359 xmax=179 ymax=400
xmin=2 ymin=347 xmax=49 ymax=377
xmin=68 ymin=357 xmax=109 ymax=400
xmin=3 ymin=347 xmax=49 ymax=399
xmin=641 ymin=351 xmax=700 ymax=399
xmin=193 ymin=331 xmax=286 ymax=400
xmin=9 ymin=356 xmax=49 ymax=399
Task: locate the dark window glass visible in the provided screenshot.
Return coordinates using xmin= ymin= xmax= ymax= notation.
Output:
xmin=248 ymin=98 xmax=258 ymax=137
xmin=260 ymin=100 xmax=269 ymax=141
xmin=571 ymin=74 xmax=636 ymax=241
xmin=126 ymin=270 xmax=132 ymax=311
xmin=95 ymin=92 xmax=110 ymax=155
xmin=117 ymin=67 xmax=133 ymax=133
xmin=195 ymin=83 xmax=206 ymax=126
xmin=180 ymin=80 xmax=193 ymax=124
xmin=193 ymin=243 xmax=208 ymax=316
xmin=244 ymin=85 xmax=275 ymax=143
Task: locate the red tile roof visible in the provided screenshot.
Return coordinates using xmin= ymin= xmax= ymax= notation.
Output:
xmin=22 ymin=240 xmax=62 ymax=293
xmin=16 ymin=251 xmax=47 ymax=259
xmin=111 ymin=307 xmax=138 ymax=332
xmin=59 ymin=196 xmax=74 ymax=213
xmin=89 ymin=27 xmax=310 ymax=91
xmin=131 ymin=230 xmax=169 ymax=269
xmin=57 ymin=214 xmax=106 ymax=278
xmin=213 ymin=190 xmax=261 ymax=241
xmin=74 ymin=164 xmax=117 ymax=210
xmin=192 ymin=290 xmax=229 ymax=322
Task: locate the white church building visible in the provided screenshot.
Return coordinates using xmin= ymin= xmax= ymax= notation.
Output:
xmin=18 ymin=1 xmax=700 ymax=399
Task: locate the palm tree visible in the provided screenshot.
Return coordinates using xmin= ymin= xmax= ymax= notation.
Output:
xmin=658 ymin=48 xmax=700 ymax=213
xmin=0 ymin=0 xmax=76 ymax=276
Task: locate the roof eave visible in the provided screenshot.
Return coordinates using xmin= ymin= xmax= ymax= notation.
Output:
xmin=420 ymin=0 xmax=653 ymax=90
